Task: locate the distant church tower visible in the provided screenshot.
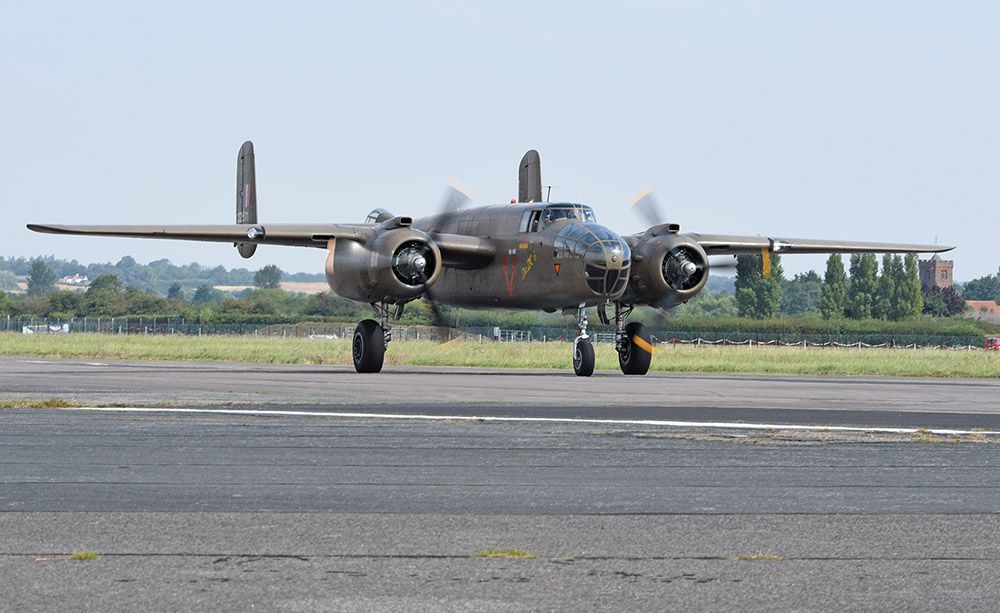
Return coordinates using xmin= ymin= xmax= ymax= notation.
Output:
xmin=919 ymin=255 xmax=954 ymax=289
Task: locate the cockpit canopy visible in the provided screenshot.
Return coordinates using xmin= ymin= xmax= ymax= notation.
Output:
xmin=554 ymin=222 xmax=632 ymax=297
xmin=520 ymin=203 xmax=597 ymax=233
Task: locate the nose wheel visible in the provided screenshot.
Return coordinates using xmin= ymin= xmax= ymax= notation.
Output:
xmin=573 ymin=336 xmax=595 ymax=377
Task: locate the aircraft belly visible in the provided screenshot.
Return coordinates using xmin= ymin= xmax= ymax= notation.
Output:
xmin=432 ymin=241 xmax=596 ymax=310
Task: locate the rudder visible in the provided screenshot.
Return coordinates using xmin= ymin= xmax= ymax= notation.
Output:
xmin=518 ymin=150 xmax=542 ymax=203
xmin=236 ymin=141 xmax=258 ymax=258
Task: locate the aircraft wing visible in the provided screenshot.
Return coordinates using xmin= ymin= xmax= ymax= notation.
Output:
xmin=27 ymin=223 xmax=374 ymax=248
xmin=26 ymin=223 xmax=497 ymax=268
xmin=686 ymin=233 xmax=953 ymax=256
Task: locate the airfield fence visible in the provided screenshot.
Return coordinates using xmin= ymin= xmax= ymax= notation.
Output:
xmin=0 ymin=316 xmax=988 ymax=350
xmin=0 ymin=316 xmax=471 ymax=341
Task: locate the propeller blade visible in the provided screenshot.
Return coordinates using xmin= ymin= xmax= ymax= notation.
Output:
xmin=427 ymin=180 xmax=474 ymax=243
xmin=421 ymin=285 xmax=451 ymax=340
xmin=442 ymin=180 xmax=474 ymax=213
xmin=419 ymin=180 xmax=473 ymax=340
xmin=628 ymin=186 xmax=666 ymax=228
xmin=646 ymin=305 xmax=673 ymax=335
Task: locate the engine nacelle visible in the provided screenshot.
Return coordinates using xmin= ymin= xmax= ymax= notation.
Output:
xmin=326 ymin=227 xmax=442 ymax=304
xmin=621 ymin=233 xmax=709 ymax=308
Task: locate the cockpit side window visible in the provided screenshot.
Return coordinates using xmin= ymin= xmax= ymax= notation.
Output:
xmin=523 ymin=204 xmax=596 ymax=232
xmin=519 ymin=211 xmax=534 ymax=233
xmin=524 ymin=210 xmax=543 ymax=232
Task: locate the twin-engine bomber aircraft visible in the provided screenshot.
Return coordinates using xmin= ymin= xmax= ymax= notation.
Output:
xmin=29 ymin=142 xmax=953 ymax=376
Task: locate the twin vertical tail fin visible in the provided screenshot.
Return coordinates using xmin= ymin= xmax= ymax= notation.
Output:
xmin=518 ymin=149 xmax=542 ymax=203
xmin=236 ymin=141 xmax=258 ymax=258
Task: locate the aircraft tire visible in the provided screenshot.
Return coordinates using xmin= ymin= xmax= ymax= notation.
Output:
xmin=573 ymin=336 xmax=595 ymax=377
xmin=353 ymin=319 xmax=385 ymax=373
xmin=619 ymin=322 xmax=652 ymax=375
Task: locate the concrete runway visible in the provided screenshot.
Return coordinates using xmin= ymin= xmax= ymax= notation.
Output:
xmin=2 ymin=357 xmax=1000 ymax=610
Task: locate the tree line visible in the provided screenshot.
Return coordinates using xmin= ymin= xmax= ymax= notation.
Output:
xmin=729 ymin=253 xmax=968 ymax=320
xmin=2 ymin=254 xmax=993 ymax=325
xmin=0 ymin=255 xmax=324 ymax=295
xmin=0 ymin=262 xmax=545 ymax=328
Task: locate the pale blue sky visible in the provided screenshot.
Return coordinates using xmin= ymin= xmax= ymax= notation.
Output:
xmin=2 ymin=1 xmax=998 ymax=279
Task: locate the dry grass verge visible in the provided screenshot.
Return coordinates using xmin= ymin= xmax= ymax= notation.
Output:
xmin=1 ymin=333 xmax=998 ymax=378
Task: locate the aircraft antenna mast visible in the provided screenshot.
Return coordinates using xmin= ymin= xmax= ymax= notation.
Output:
xmin=544 ymin=186 xmax=552 ymax=202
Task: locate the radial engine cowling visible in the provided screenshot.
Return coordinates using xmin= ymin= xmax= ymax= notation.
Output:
xmin=621 ymin=234 xmax=709 ymax=308
xmin=326 ymin=228 xmax=442 ymax=304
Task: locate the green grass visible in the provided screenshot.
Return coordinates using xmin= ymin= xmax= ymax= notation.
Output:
xmin=477 ymin=548 xmax=538 ymax=559
xmin=1 ymin=333 xmax=998 ymax=378
xmin=68 ymin=550 xmax=99 ymax=561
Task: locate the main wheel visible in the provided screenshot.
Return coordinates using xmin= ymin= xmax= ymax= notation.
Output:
xmin=619 ymin=322 xmax=652 ymax=375
xmin=353 ymin=319 xmax=385 ymax=373
xmin=573 ymin=336 xmax=595 ymax=377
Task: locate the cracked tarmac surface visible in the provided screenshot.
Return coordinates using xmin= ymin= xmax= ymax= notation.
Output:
xmin=2 ymin=358 xmax=1000 ymax=610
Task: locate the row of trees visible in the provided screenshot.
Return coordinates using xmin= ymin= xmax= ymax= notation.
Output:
xmin=17 ymin=260 xmax=287 ymax=299
xmin=1 ymin=274 xmax=367 ymax=322
xmin=3 ymin=254 xmax=980 ymax=325
xmin=0 ymin=274 xmax=545 ymax=329
xmin=0 ymin=256 xmax=324 ymax=296
xmin=734 ymin=253 xmax=964 ymax=320
xmin=820 ymin=253 xmax=926 ymax=320
xmin=961 ymin=269 xmax=1000 ymax=304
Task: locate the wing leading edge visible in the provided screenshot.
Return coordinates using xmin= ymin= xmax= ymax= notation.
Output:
xmin=687 ymin=233 xmax=953 ymax=256
xmin=26 ymin=223 xmax=497 ymax=268
xmin=27 ymin=223 xmax=373 ymax=248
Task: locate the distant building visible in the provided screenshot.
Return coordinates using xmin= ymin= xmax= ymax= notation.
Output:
xmin=59 ymin=274 xmax=90 ymax=286
xmin=965 ymin=300 xmax=1000 ymax=323
xmin=919 ymin=255 xmax=953 ymax=289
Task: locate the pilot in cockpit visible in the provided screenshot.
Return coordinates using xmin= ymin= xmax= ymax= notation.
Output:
xmin=540 ymin=207 xmax=578 ymax=229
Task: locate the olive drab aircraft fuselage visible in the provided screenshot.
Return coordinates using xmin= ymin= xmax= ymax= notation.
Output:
xmin=29 ymin=142 xmax=954 ymax=375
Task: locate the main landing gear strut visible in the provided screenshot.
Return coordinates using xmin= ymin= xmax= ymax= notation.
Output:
xmin=572 ymin=305 xmax=595 ymax=377
xmin=573 ymin=302 xmax=653 ymax=377
xmin=353 ymin=302 xmax=401 ymax=373
xmin=612 ymin=302 xmax=652 ymax=376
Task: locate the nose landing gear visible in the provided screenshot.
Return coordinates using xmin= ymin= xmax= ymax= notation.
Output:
xmin=572 ymin=302 xmax=654 ymax=376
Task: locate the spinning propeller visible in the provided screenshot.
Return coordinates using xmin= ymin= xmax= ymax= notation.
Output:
xmin=627 ymin=186 xmax=750 ymax=277
xmin=421 ymin=181 xmax=475 ymax=337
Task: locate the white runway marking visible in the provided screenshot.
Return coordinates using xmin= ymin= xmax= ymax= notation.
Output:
xmin=54 ymin=406 xmax=1000 ymax=436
